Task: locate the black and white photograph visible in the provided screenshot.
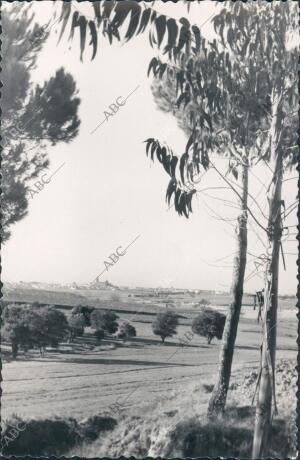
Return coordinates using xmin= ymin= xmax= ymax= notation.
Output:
xmin=1 ymin=1 xmax=299 ymax=457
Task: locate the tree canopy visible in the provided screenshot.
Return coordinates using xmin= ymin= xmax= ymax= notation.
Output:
xmin=2 ymin=4 xmax=81 ymax=241
xmin=152 ymin=310 xmax=178 ymax=343
xmin=2 ymin=304 xmax=69 ymax=358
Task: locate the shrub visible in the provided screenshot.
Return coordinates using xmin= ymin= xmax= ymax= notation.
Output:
xmin=91 ymin=310 xmax=119 ymax=335
xmin=166 ymin=416 xmax=253 ymax=457
xmin=1 ymin=414 xmax=118 ymax=456
xmin=192 ymin=308 xmax=225 ymax=344
xmin=1 ymin=415 xmax=82 ymax=456
xmin=117 ymin=322 xmax=136 ymax=340
xmin=80 ymin=416 xmax=117 ymax=442
xmin=152 ymin=311 xmax=178 ymax=344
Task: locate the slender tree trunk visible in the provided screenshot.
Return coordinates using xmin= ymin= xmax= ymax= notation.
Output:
xmin=252 ymin=96 xmax=283 ymax=458
xmin=12 ymin=341 xmax=18 ymax=359
xmin=208 ymin=161 xmax=248 ymax=417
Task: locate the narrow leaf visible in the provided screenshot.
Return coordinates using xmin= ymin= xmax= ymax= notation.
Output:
xmin=89 ymin=21 xmax=97 ymax=60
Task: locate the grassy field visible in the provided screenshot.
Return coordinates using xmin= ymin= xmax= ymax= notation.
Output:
xmin=2 ymin=303 xmax=297 ymax=423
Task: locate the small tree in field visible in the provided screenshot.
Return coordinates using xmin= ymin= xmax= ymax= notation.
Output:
xmin=117 ymin=322 xmax=137 ymax=341
xmin=152 ymin=311 xmax=178 ymax=344
xmin=90 ymin=310 xmax=119 ymax=335
xmin=28 ymin=307 xmax=69 ymax=354
xmin=2 ymin=305 xmax=33 ymax=358
xmin=71 ymin=305 xmax=94 ymax=327
xmin=192 ymin=308 xmax=226 ymax=344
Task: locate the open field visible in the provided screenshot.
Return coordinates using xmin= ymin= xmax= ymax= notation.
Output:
xmin=2 ymin=304 xmax=297 ymax=422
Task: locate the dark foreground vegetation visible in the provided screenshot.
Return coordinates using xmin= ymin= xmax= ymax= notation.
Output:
xmin=1 ymin=414 xmax=117 ymax=456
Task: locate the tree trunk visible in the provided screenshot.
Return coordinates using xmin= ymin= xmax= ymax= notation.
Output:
xmin=208 ymin=162 xmax=248 ymax=417
xmin=12 ymin=341 xmax=18 ymax=359
xmin=252 ymin=96 xmax=283 ymax=457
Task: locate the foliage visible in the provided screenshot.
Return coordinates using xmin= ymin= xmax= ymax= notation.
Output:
xmin=1 ymin=413 xmax=117 ymax=456
xmin=117 ymin=322 xmax=137 ymax=340
xmin=192 ymin=308 xmax=225 ymax=344
xmin=71 ymin=305 xmax=95 ymax=327
xmin=152 ymin=310 xmax=178 ymax=343
xmin=90 ymin=310 xmax=119 ymax=335
xmin=28 ymin=307 xmax=69 ymax=349
xmin=68 ymin=314 xmax=85 ymax=341
xmin=1 ymin=305 xmax=33 ymax=357
xmin=146 ymin=4 xmax=297 ymax=217
xmin=2 ymin=304 xmax=69 ymax=357
xmin=58 ymin=1 xmax=202 ymax=61
xmin=80 ymin=416 xmax=117 ymax=442
xmin=2 ymin=4 xmax=81 ymax=241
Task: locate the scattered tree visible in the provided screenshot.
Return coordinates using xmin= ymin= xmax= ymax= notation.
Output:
xmin=27 ymin=307 xmax=69 ymax=355
xmin=90 ymin=310 xmax=119 ymax=335
xmin=117 ymin=322 xmax=137 ymax=341
xmin=2 ymin=305 xmax=33 ymax=358
xmin=71 ymin=305 xmax=94 ymax=327
xmin=192 ymin=308 xmax=226 ymax=344
xmin=152 ymin=311 xmax=178 ymax=344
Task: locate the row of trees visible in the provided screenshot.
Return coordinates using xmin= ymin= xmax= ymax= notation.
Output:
xmin=2 ymin=304 xmax=139 ymax=357
xmin=72 ymin=304 xmax=225 ymax=345
xmin=3 ymin=303 xmax=224 ymax=358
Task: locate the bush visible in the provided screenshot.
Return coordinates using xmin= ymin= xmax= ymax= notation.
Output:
xmin=91 ymin=310 xmax=119 ymax=335
xmin=1 ymin=415 xmax=82 ymax=456
xmin=1 ymin=414 xmax=118 ymax=456
xmin=166 ymin=415 xmax=253 ymax=457
xmin=152 ymin=311 xmax=178 ymax=344
xmin=192 ymin=308 xmax=225 ymax=344
xmin=117 ymin=322 xmax=136 ymax=340
xmin=80 ymin=416 xmax=117 ymax=442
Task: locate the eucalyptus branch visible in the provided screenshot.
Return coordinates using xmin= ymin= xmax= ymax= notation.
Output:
xmin=210 ymin=160 xmax=268 ymax=234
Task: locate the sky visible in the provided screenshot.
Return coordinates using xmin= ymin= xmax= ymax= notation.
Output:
xmin=2 ymin=1 xmax=298 ymax=294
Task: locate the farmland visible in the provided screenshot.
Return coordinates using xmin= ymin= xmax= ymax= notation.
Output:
xmin=2 ymin=286 xmax=297 ymax=423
